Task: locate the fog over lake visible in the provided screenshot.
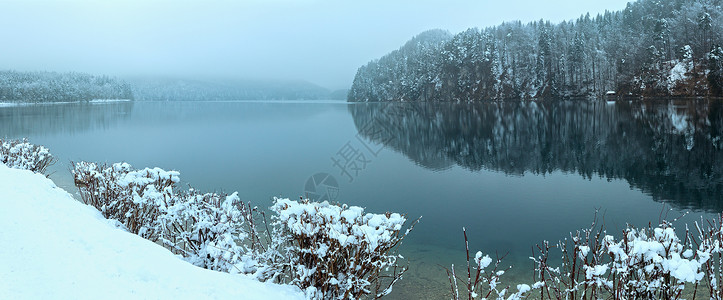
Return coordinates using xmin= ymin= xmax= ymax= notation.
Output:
xmin=0 ymin=0 xmax=630 ymax=89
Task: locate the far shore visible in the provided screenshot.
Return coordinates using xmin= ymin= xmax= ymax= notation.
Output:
xmin=0 ymin=99 xmax=132 ymax=107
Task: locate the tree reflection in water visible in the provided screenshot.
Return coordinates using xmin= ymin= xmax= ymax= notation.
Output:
xmin=350 ymin=100 xmax=723 ymax=211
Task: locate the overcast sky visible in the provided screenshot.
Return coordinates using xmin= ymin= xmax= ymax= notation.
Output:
xmin=0 ymin=0 xmax=632 ymax=89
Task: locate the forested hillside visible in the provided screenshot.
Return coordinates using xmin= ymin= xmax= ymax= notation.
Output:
xmin=0 ymin=71 xmax=133 ymax=103
xmin=349 ymin=0 xmax=723 ymax=101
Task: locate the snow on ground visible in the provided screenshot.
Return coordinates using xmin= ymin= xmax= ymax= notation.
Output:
xmin=0 ymin=163 xmax=303 ymax=300
xmin=88 ymin=99 xmax=132 ymax=103
xmin=0 ymin=99 xmax=131 ymax=107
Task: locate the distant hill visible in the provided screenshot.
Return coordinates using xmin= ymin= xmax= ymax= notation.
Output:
xmin=328 ymin=89 xmax=349 ymax=100
xmin=349 ymin=0 xmax=723 ymax=101
xmin=0 ymin=70 xmax=133 ymax=103
xmin=130 ymin=78 xmax=334 ymax=101
xmin=0 ymin=71 xmax=342 ymax=103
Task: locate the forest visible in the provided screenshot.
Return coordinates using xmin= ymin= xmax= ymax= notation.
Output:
xmin=0 ymin=70 xmax=133 ymax=103
xmin=349 ymin=0 xmax=723 ymax=101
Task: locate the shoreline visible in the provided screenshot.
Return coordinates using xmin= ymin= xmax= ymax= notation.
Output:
xmin=0 ymin=99 xmax=132 ymax=107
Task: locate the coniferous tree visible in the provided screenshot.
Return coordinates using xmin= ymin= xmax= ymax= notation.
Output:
xmin=708 ymin=45 xmax=723 ymax=96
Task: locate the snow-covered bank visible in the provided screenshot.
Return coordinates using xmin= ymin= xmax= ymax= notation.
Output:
xmin=0 ymin=99 xmax=131 ymax=107
xmin=0 ymin=163 xmax=303 ymax=300
xmin=88 ymin=99 xmax=132 ymax=103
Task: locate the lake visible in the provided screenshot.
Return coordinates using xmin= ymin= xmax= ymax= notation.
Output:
xmin=2 ymin=99 xmax=722 ymax=299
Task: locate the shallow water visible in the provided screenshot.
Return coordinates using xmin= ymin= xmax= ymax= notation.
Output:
xmin=2 ymin=99 xmax=721 ymax=299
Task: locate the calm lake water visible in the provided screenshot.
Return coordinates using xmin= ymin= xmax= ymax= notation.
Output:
xmin=2 ymin=99 xmax=722 ymax=299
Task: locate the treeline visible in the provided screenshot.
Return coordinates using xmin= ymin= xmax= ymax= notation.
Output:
xmin=130 ymin=78 xmax=336 ymax=101
xmin=0 ymin=70 xmax=133 ymax=103
xmin=349 ymin=0 xmax=723 ymax=101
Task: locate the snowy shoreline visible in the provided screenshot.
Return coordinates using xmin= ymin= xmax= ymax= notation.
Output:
xmin=0 ymin=163 xmax=303 ymax=299
xmin=0 ymin=99 xmax=131 ymax=107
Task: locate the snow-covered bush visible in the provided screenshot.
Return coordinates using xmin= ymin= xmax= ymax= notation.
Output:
xmin=603 ymin=222 xmax=704 ymax=298
xmin=72 ymin=161 xmax=260 ymax=273
xmin=529 ymin=214 xmax=611 ymax=299
xmin=528 ymin=214 xmax=706 ymax=299
xmin=0 ymin=138 xmax=56 ymax=174
xmin=693 ymin=214 xmax=723 ymax=300
xmin=267 ymin=198 xmax=418 ymax=300
xmin=157 ymin=190 xmax=252 ymax=272
xmin=72 ymin=161 xmax=420 ymax=298
xmin=72 ymin=162 xmax=178 ymax=239
xmin=449 ymin=212 xmax=723 ymax=300
xmin=447 ymin=228 xmax=531 ymax=300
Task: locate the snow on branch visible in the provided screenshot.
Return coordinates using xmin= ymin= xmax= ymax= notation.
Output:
xmin=72 ymin=162 xmax=178 ymax=239
xmin=72 ymin=161 xmax=260 ymax=273
xmin=0 ymin=138 xmax=56 ymax=174
xmin=269 ymin=198 xmax=419 ymax=300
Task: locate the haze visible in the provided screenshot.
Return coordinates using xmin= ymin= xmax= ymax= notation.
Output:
xmin=0 ymin=0 xmax=631 ymax=89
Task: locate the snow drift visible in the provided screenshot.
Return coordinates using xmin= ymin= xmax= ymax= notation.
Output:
xmin=0 ymin=162 xmax=303 ymax=300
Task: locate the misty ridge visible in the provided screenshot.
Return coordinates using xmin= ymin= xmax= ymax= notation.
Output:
xmin=128 ymin=78 xmax=348 ymax=101
xmin=0 ymin=70 xmax=348 ymax=103
xmin=5 ymin=0 xmax=723 ymax=103
xmin=350 ymin=0 xmax=723 ymax=101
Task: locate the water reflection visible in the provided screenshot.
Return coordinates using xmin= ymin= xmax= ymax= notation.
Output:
xmin=0 ymin=102 xmax=134 ymax=137
xmin=349 ymin=100 xmax=723 ymax=211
